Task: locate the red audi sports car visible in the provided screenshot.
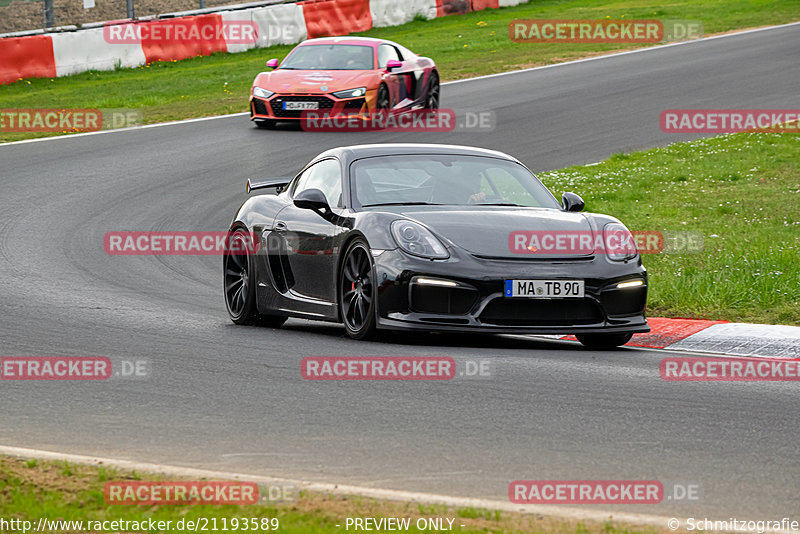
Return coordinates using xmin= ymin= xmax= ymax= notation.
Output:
xmin=249 ymin=37 xmax=440 ymax=129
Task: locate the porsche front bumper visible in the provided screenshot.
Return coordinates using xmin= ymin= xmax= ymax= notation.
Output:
xmin=372 ymin=249 xmax=650 ymax=335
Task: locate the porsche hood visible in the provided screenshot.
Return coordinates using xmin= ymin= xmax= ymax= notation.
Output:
xmin=402 ymin=208 xmax=597 ymax=259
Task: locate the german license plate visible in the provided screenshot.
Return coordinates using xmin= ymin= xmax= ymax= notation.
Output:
xmin=284 ymin=101 xmax=319 ymax=110
xmin=505 ymin=279 xmax=584 ymax=298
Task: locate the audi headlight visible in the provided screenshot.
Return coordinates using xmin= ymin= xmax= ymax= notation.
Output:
xmin=391 ymin=220 xmax=449 ymax=259
xmin=603 ymin=222 xmax=638 ymax=261
xmin=332 ymin=87 xmax=367 ymax=99
xmin=253 ymin=87 xmax=274 ymax=99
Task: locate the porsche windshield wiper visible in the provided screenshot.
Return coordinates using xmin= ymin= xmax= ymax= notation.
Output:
xmin=362 ymin=202 xmax=443 ymax=207
xmin=476 ymin=202 xmax=522 ymax=206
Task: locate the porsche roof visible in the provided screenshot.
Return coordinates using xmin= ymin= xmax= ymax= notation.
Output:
xmin=315 ymin=143 xmax=522 ymax=163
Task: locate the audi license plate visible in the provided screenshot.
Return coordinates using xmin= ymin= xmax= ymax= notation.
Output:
xmin=283 ymin=101 xmax=319 ymax=110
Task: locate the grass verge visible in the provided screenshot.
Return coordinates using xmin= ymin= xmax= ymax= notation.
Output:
xmin=1 ymin=0 xmax=799 ymax=142
xmin=539 ymin=131 xmax=800 ymax=325
xmin=0 ymin=455 xmax=667 ymax=534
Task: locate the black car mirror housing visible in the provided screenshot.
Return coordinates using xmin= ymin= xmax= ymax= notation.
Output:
xmin=294 ymin=188 xmax=330 ymax=211
xmin=562 ymin=192 xmax=585 ymax=212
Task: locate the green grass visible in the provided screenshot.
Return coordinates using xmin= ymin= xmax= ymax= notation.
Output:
xmin=538 ymin=131 xmax=800 ymax=325
xmin=0 ymin=455 xmax=663 ymax=534
xmin=1 ymin=0 xmax=799 ymax=142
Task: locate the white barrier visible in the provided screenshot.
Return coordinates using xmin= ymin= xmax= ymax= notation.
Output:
xmin=369 ymin=0 xmax=436 ymax=28
xmin=7 ymin=0 xmax=530 ymax=83
xmin=222 ymin=3 xmax=307 ymax=54
xmin=51 ymin=27 xmax=146 ymax=76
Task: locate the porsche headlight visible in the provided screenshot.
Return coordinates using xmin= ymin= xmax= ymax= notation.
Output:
xmin=391 ymin=220 xmax=449 ymax=259
xmin=332 ymin=87 xmax=367 ymax=99
xmin=253 ymin=87 xmax=274 ymax=99
xmin=604 ymin=222 xmax=638 ymax=261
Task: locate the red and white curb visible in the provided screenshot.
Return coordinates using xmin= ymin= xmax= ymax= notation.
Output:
xmin=561 ymin=318 xmax=800 ymax=358
xmin=664 ymin=322 xmax=800 ymax=358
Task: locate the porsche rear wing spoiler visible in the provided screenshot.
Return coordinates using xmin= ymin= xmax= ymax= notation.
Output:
xmin=246 ymin=177 xmax=291 ymax=194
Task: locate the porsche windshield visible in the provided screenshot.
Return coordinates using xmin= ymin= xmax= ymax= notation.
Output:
xmin=351 ymin=155 xmax=561 ymax=209
xmin=280 ymin=44 xmax=375 ymax=70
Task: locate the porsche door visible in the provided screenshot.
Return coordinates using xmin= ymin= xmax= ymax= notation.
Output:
xmin=272 ymin=158 xmax=343 ymax=304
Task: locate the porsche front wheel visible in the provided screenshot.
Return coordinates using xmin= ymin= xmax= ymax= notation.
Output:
xmin=339 ymin=239 xmax=377 ymax=340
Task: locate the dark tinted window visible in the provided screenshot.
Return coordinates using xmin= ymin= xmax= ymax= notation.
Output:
xmin=294 ymin=159 xmax=342 ymax=207
xmin=281 ymin=44 xmax=374 ymax=70
xmin=351 ymin=155 xmax=560 ymax=209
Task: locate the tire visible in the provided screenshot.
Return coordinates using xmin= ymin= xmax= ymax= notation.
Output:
xmin=370 ymin=85 xmax=391 ymax=130
xmin=576 ymin=332 xmax=633 ymax=350
xmin=255 ymin=120 xmax=277 ymax=130
xmin=425 ymin=71 xmax=440 ymax=110
xmin=339 ymin=238 xmax=377 ymax=340
xmin=376 ymin=84 xmax=390 ymax=111
xmin=224 ymin=229 xmax=287 ymax=328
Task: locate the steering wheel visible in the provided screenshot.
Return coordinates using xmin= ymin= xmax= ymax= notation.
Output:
xmin=468 ymin=193 xmax=505 ymax=205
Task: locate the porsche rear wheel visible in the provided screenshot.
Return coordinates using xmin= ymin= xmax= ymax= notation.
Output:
xmin=576 ymin=333 xmax=633 ymax=350
xmin=426 ymin=71 xmax=440 ymax=110
xmin=224 ymin=229 xmax=286 ymax=327
xmin=339 ymin=239 xmax=377 ymax=340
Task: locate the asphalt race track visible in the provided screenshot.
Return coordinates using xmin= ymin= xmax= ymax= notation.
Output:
xmin=1 ymin=24 xmax=799 ymax=519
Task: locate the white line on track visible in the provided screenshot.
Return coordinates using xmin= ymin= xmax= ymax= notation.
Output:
xmin=0 ymin=445 xmax=680 ymax=529
xmin=2 ymin=20 xmax=798 ymax=148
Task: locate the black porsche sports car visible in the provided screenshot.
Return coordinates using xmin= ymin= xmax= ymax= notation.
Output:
xmin=224 ymin=144 xmax=649 ymax=349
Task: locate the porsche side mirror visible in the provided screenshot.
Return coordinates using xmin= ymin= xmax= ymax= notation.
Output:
xmin=294 ymin=188 xmax=330 ymax=211
xmin=266 ymin=58 xmax=279 ymax=69
xmin=385 ymin=59 xmax=402 ymax=72
xmin=562 ymin=192 xmax=585 ymax=212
